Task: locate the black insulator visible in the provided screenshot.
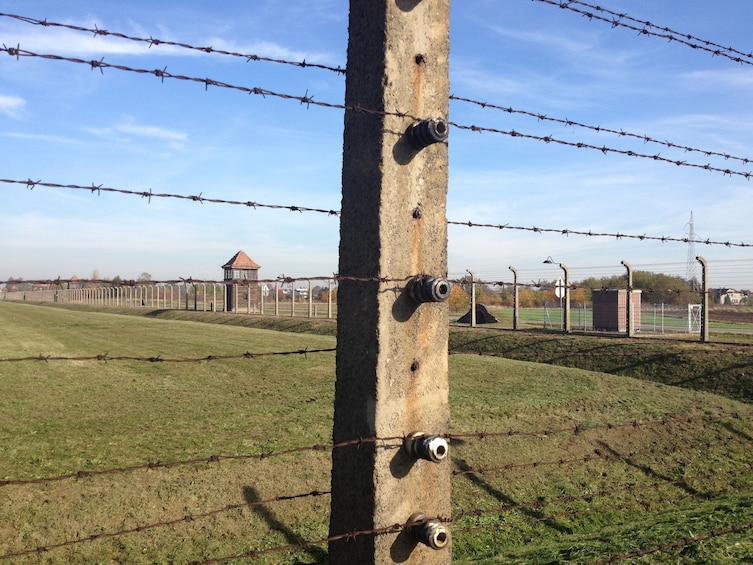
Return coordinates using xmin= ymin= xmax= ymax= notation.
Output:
xmin=408 ymin=276 xmax=451 ymax=303
xmin=406 ymin=117 xmax=448 ymax=149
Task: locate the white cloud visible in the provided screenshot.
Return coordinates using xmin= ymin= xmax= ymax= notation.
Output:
xmin=116 ymin=120 xmax=188 ymax=142
xmin=0 ymin=94 xmax=25 ymax=117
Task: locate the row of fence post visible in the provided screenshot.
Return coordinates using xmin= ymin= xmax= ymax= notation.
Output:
xmin=462 ymin=256 xmax=712 ymax=342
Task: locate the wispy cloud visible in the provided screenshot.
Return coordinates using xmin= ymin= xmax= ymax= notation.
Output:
xmin=0 ymin=93 xmax=25 ymax=118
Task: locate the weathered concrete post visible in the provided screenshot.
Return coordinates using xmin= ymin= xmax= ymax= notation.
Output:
xmin=330 ymin=1 xmax=451 ymax=563
xmin=622 ymin=260 xmax=634 ymax=338
xmin=467 ymin=269 xmax=476 ymax=327
xmin=696 ymin=256 xmax=709 ymax=343
xmin=509 ymin=265 xmax=519 ymax=330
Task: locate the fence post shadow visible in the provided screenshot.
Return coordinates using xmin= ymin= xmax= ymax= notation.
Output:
xmin=242 ymin=485 xmax=328 ymax=563
xmin=453 ymin=457 xmax=573 ymax=534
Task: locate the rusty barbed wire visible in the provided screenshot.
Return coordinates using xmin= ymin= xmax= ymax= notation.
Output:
xmin=3 ymin=177 xmax=753 ymax=250
xmin=450 ymin=94 xmax=753 ymax=167
xmin=448 ymin=119 xmax=753 ymax=180
xmin=446 ymin=412 xmax=748 ymax=444
xmin=0 ymin=347 xmax=336 ymax=364
xmin=588 ymin=520 xmax=753 ymax=564
xmin=446 ymin=219 xmax=753 ymax=249
xmin=4 ymin=45 xmax=753 ymax=181
xmin=532 ymin=0 xmax=753 ymax=67
xmin=0 ymin=177 xmax=340 ymax=216
xmin=451 ymin=434 xmax=749 ymax=478
xmin=0 ymin=12 xmax=346 ymax=74
xmin=452 ymin=463 xmax=753 ymax=523
xmin=0 ymin=489 xmax=330 ymax=562
xmin=0 ymin=435 xmax=405 ymax=488
xmin=5 ymin=413 xmax=745 ymax=489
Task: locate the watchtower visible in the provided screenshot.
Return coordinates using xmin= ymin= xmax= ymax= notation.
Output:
xmin=222 ymin=250 xmax=260 ymax=312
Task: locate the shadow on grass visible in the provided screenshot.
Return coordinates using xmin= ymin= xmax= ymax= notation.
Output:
xmin=453 ymin=458 xmax=573 ymax=534
xmin=242 ymin=485 xmax=327 ymax=563
xmin=595 ymin=441 xmax=701 ymax=497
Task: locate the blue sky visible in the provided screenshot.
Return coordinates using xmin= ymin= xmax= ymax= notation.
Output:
xmin=1 ymin=0 xmax=752 ymax=290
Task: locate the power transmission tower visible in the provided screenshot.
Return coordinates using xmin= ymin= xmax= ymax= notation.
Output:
xmin=685 ymin=211 xmax=699 ymax=290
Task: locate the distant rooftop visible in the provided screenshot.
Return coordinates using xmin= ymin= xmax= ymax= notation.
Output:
xmin=221 ymin=250 xmax=261 ymax=270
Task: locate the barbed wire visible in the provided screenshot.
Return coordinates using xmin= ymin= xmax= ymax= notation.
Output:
xmin=4 ymin=273 xmax=751 ymax=297
xmin=0 ymin=435 xmax=402 ymax=488
xmin=447 ymin=120 xmax=753 ymax=180
xmin=0 ymin=489 xmax=330 ymax=562
xmin=450 ymin=94 xmax=753 ymax=167
xmin=451 ymin=435 xmax=749 ymax=478
xmin=589 ymin=520 xmax=753 ymax=564
xmin=4 ymin=45 xmax=753 ymax=181
xmin=452 ymin=463 xmax=753 ymax=523
xmin=446 ymin=219 xmax=753 ymax=249
xmin=0 ymin=177 xmax=340 ymax=216
xmin=3 ymin=177 xmax=753 ymax=250
xmin=532 ymin=0 xmax=753 ymax=67
xmin=5 ymin=412 xmax=745 ymax=488
xmin=0 ymin=347 xmax=336 ymax=364
xmin=0 ymin=12 xmax=346 ymax=74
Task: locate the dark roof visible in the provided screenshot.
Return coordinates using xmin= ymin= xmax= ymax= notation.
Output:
xmin=222 ymin=250 xmax=261 ymax=270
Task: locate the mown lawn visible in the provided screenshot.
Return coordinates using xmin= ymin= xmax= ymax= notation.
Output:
xmin=1 ymin=301 xmax=752 ymax=564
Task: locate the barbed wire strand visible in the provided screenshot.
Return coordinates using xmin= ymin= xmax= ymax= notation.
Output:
xmin=0 ymin=489 xmax=330 ymax=562
xmin=3 ymin=412 xmax=745 ymax=488
xmin=452 ymin=463 xmax=753 ymax=523
xmin=0 ymin=347 xmax=336 ymax=364
xmin=532 ymin=0 xmax=753 ymax=67
xmin=450 ymin=95 xmax=753 ymax=167
xmin=4 ymin=11 xmax=749 ymax=170
xmin=3 ymin=45 xmax=753 ymax=181
xmin=588 ymin=520 xmax=753 ymax=564
xmin=2 ymin=177 xmax=752 ymax=250
xmin=0 ymin=12 xmax=346 ymax=74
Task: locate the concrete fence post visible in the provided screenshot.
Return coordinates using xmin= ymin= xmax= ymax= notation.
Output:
xmin=696 ymin=256 xmax=709 ymax=343
xmin=509 ymin=265 xmax=519 ymax=330
xmin=330 ymin=1 xmax=451 ymax=563
xmin=467 ymin=269 xmax=476 ymax=327
xmin=622 ymin=260 xmax=634 ymax=337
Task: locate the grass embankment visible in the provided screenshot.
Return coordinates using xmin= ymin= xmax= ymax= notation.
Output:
xmin=1 ymin=302 xmax=752 ymax=563
xmin=50 ymin=303 xmax=753 ymax=404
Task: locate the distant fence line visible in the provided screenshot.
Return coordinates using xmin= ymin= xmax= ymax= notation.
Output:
xmin=0 ymin=279 xmax=337 ymax=319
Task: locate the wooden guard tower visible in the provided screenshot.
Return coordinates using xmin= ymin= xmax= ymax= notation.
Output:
xmin=222 ymin=250 xmax=260 ymax=312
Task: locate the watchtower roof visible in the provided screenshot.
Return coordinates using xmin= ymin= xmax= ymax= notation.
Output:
xmin=222 ymin=250 xmax=260 ymax=270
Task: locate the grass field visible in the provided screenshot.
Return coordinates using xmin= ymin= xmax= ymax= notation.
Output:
xmin=1 ymin=301 xmax=753 ymax=564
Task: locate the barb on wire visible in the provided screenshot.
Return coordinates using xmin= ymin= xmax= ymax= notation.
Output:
xmin=588 ymin=520 xmax=753 ymax=564
xmin=448 ymin=120 xmax=753 ymax=180
xmin=450 ymin=94 xmax=753 ymax=167
xmin=0 ymin=12 xmax=346 ymax=74
xmin=446 ymin=219 xmax=753 ymax=249
xmin=532 ymin=0 xmax=753 ymax=67
xmin=4 ymin=45 xmax=753 ymax=181
xmin=0 ymin=177 xmax=340 ymax=217
xmin=3 ymin=176 xmax=752 ymax=250
xmin=0 ymin=347 xmax=336 ymax=364
xmin=447 ymin=412 xmax=747 ymax=444
xmin=0 ymin=489 xmax=330 ymax=562
xmin=452 ymin=463 xmax=753 ymax=523
xmin=0 ymin=435 xmax=405 ymax=488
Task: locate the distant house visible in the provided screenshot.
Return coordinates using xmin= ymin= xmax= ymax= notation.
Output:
xmin=716 ymin=288 xmax=745 ymax=305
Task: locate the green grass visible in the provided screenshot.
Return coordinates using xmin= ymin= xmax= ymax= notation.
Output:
xmin=1 ymin=302 xmax=753 ymax=564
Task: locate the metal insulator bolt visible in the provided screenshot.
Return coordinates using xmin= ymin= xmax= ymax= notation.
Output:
xmin=407 ymin=513 xmax=450 ymax=550
xmin=404 ymin=432 xmax=448 ymax=463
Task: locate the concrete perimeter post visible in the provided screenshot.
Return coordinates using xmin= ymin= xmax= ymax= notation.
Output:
xmin=696 ymin=256 xmax=709 ymax=343
xmin=330 ymin=1 xmax=451 ymax=563
xmin=621 ymin=260 xmax=633 ymax=337
xmin=467 ymin=269 xmax=476 ymax=327
xmin=509 ymin=265 xmax=519 ymax=330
